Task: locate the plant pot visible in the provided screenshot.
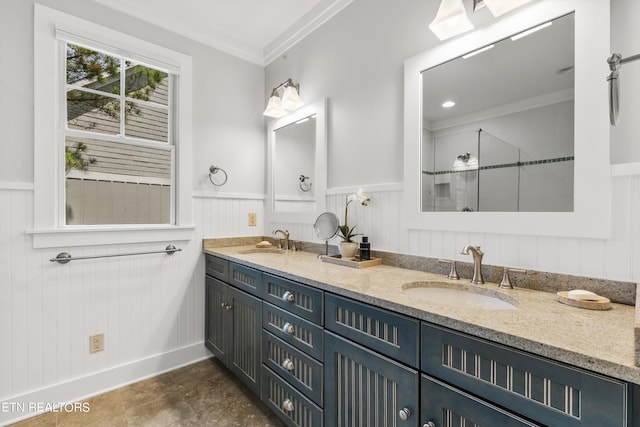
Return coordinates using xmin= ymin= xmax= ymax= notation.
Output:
xmin=338 ymin=241 xmax=358 ymax=259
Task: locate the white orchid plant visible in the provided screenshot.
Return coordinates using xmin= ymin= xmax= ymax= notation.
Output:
xmin=338 ymin=188 xmax=370 ymax=243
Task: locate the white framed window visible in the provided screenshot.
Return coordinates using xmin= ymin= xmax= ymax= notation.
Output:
xmin=32 ymin=4 xmax=193 ymax=248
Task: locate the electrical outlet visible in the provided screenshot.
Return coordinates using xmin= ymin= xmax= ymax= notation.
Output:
xmin=90 ymin=333 xmax=104 ymax=353
xmin=248 ymin=212 xmax=257 ymax=226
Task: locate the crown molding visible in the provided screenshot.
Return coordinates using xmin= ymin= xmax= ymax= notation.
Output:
xmin=263 ymin=0 xmax=355 ymax=65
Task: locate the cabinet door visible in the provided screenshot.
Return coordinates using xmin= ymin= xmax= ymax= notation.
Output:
xmin=324 ymin=331 xmax=419 ymax=427
xmin=205 ymin=276 xmax=229 ymax=365
xmin=228 ymin=286 xmax=262 ymax=397
xmin=421 ymin=374 xmax=540 ymax=427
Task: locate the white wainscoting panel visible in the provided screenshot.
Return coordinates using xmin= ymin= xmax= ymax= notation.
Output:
xmin=0 ymin=189 xmax=265 ymax=425
xmin=269 ymin=180 xmax=639 ymax=283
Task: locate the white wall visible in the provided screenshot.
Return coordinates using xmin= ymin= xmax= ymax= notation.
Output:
xmin=265 ymin=0 xmax=640 ymax=283
xmin=0 ymin=0 xmax=265 ymax=423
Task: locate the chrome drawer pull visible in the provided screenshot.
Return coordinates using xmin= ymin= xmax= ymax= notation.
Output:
xmin=423 ymin=422 xmax=436 ymax=427
xmin=282 ymin=322 xmax=295 ymax=334
xmin=282 ymin=358 xmax=294 ymax=372
xmin=399 ymin=408 xmax=411 ymax=421
xmin=282 ymin=290 xmax=295 ymax=303
xmin=282 ymin=398 xmax=295 ymax=412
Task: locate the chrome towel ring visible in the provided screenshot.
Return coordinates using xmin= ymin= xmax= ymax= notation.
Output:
xmin=209 ymin=165 xmax=228 ymax=186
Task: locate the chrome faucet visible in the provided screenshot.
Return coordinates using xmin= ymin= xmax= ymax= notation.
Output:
xmin=461 ymin=245 xmax=484 ymax=284
xmin=273 ymin=229 xmax=290 ymax=250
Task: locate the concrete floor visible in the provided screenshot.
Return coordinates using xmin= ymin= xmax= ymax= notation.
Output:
xmin=9 ymin=358 xmax=284 ymax=427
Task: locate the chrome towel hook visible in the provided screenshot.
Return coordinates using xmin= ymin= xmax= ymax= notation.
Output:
xmin=209 ymin=165 xmax=228 ymax=186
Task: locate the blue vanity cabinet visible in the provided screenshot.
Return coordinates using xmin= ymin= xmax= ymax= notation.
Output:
xmin=204 ymin=256 xmax=263 ymax=397
xmin=205 ymin=276 xmax=229 ymax=363
xmin=324 ymin=294 xmax=420 ymax=426
xmin=324 ymin=331 xmax=419 ymax=427
xmin=259 ymin=273 xmax=325 ymax=427
xmin=421 ymin=323 xmax=630 ymax=427
xmin=421 ymin=374 xmax=539 ymax=427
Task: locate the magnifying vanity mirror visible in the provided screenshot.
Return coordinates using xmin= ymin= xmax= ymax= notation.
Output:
xmin=404 ymin=0 xmax=610 ymax=238
xmin=266 ymin=98 xmax=327 ymax=224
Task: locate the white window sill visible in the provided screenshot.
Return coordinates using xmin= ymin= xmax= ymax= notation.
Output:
xmin=28 ymin=225 xmax=195 ymax=249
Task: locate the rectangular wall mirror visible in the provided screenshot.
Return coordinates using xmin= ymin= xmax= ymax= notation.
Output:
xmin=422 ymin=13 xmax=574 ymax=213
xmin=404 ymin=0 xmax=610 ymax=238
xmin=266 ymin=98 xmax=327 ymax=224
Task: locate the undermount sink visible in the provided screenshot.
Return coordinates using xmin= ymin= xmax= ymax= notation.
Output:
xmin=401 ymin=281 xmax=517 ymax=311
xmin=238 ymin=248 xmax=285 ymax=255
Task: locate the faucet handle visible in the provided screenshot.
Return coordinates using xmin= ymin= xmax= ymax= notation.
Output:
xmin=438 ymin=259 xmax=460 ymax=280
xmin=499 ymin=267 xmax=527 ymax=289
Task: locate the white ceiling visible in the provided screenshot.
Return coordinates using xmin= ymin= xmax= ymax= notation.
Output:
xmin=93 ymin=0 xmax=353 ymax=65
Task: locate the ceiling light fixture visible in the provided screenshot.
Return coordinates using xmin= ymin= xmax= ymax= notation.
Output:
xmin=481 ymin=0 xmax=531 ymax=17
xmin=429 ymin=0 xmax=474 ymax=41
xmin=442 ymin=101 xmax=456 ymax=108
xmin=511 ymin=21 xmax=553 ymax=41
xmin=263 ymin=78 xmax=304 ymax=118
xmin=462 ymin=44 xmax=495 ymax=59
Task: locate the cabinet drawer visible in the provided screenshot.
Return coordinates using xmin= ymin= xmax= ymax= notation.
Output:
xmin=205 ymin=255 xmax=228 ymax=281
xmin=229 ymin=263 xmax=263 ymax=297
xmin=421 ymin=374 xmax=539 ymax=427
xmin=325 ymin=293 xmax=419 ymax=368
xmin=263 ymin=331 xmax=323 ymax=406
xmin=262 ymin=274 xmax=323 ymax=324
xmin=263 ymin=367 xmax=323 ymax=427
xmin=263 ymin=303 xmax=323 ymax=361
xmin=421 ymin=323 xmax=629 ymax=427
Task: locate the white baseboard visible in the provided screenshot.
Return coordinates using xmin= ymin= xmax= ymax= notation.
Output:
xmin=0 ymin=343 xmax=212 ymax=426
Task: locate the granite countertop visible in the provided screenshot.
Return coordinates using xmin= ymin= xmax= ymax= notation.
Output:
xmin=203 ymin=243 xmax=640 ymax=385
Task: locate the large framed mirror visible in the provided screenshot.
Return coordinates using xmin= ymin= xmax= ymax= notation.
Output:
xmin=404 ymin=0 xmax=610 ymax=238
xmin=266 ymin=98 xmax=327 ymax=223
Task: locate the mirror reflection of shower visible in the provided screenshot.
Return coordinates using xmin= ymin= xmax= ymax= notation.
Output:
xmin=422 ymin=128 xmax=574 ymax=212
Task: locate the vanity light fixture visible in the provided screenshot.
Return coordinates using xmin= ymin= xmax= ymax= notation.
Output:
xmin=429 ymin=0 xmax=474 ymax=41
xmin=477 ymin=0 xmax=531 ymax=17
xmin=442 ymin=100 xmax=456 ymax=108
xmin=462 ymin=44 xmax=495 ymax=59
xmin=511 ymin=21 xmax=552 ymax=41
xmin=263 ymin=78 xmax=304 ymax=118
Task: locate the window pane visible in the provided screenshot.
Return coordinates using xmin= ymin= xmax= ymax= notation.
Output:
xmin=67 ymin=44 xmax=120 ymax=95
xmin=125 ymin=101 xmax=169 ymax=142
xmin=124 ymin=63 xmax=169 ymax=106
xmin=67 ymin=89 xmax=120 ymax=134
xmin=65 ymin=136 xmax=171 ymax=225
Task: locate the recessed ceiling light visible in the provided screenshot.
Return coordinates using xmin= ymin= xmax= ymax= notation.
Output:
xmin=442 ymin=101 xmax=456 ymax=108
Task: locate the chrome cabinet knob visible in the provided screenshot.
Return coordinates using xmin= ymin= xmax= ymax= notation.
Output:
xmin=399 ymin=408 xmax=411 ymax=421
xmin=423 ymin=422 xmax=436 ymax=427
xmin=282 ymin=322 xmax=295 ymax=334
xmin=225 ymin=304 xmax=232 ymax=311
xmin=282 ymin=290 xmax=295 ymax=303
xmin=282 ymin=398 xmax=295 ymax=412
xmin=220 ymin=302 xmax=226 ymax=308
xmin=282 ymin=358 xmax=294 ymax=371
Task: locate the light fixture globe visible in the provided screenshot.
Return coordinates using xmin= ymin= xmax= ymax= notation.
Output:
xmin=263 ymin=89 xmax=287 ymax=118
xmin=281 ymin=84 xmax=304 ymax=111
xmin=429 ymin=0 xmax=474 ymax=41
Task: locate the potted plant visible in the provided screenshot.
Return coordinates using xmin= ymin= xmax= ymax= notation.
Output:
xmin=337 ymin=189 xmax=370 ymax=258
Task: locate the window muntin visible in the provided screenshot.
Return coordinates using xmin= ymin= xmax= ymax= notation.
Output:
xmin=63 ymin=42 xmax=174 ymax=226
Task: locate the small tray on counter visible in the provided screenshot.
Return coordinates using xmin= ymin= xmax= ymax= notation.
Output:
xmin=320 ymin=254 xmax=382 ymax=269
